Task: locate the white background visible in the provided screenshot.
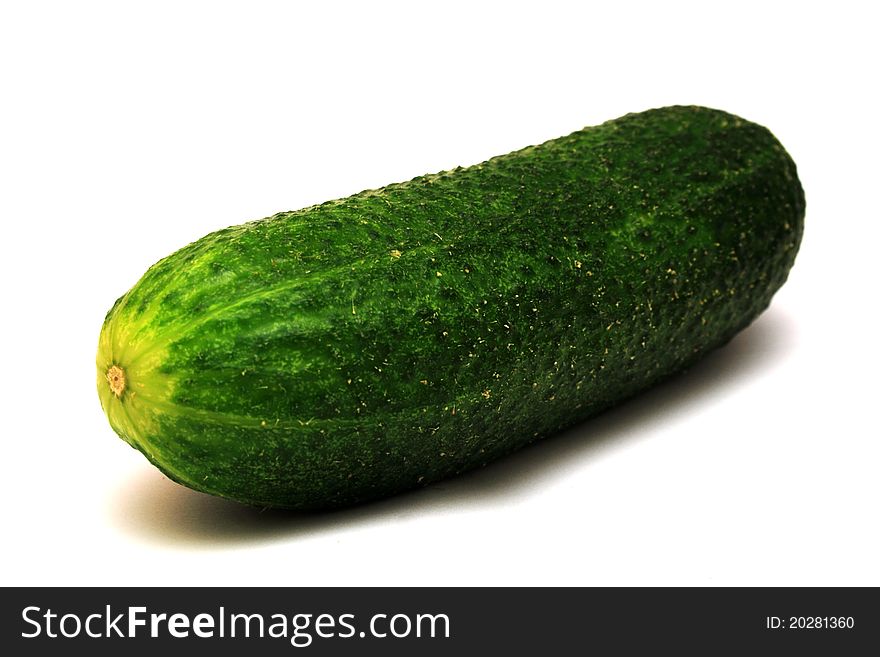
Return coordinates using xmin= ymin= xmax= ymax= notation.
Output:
xmin=1 ymin=1 xmax=878 ymax=586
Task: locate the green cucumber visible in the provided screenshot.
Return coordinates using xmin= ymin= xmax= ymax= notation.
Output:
xmin=97 ymin=105 xmax=804 ymax=509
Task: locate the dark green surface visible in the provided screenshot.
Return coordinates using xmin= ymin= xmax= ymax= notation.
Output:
xmin=97 ymin=106 xmax=805 ymax=509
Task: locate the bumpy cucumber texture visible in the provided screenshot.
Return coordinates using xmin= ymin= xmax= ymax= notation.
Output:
xmin=97 ymin=106 xmax=804 ymax=509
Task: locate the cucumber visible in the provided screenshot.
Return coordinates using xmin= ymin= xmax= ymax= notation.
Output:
xmin=96 ymin=106 xmax=804 ymax=509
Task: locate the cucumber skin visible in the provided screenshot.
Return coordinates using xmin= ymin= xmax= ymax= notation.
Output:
xmin=97 ymin=106 xmax=804 ymax=509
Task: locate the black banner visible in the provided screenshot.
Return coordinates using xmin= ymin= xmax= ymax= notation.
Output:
xmin=2 ymin=587 xmax=876 ymax=655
